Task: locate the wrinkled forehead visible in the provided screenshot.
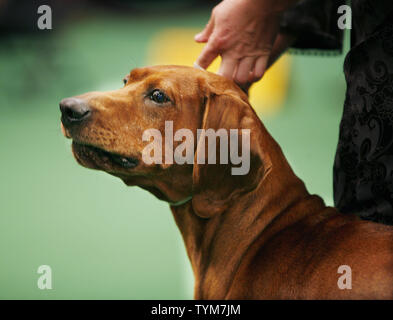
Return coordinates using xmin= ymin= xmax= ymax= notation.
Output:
xmin=127 ymin=66 xmax=203 ymax=90
xmin=129 ymin=65 xmax=201 ymax=79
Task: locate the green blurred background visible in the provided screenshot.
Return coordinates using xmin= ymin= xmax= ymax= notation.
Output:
xmin=0 ymin=0 xmax=347 ymax=299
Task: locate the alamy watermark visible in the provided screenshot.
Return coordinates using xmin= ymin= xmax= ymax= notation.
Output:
xmin=338 ymin=5 xmax=352 ymax=30
xmin=142 ymin=121 xmax=251 ymax=175
xmin=37 ymin=265 xmax=52 ymax=290
xmin=37 ymin=5 xmax=52 ymax=30
xmin=337 ymin=265 xmax=352 ymax=290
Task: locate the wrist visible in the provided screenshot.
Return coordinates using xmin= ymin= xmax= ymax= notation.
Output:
xmin=239 ymin=0 xmax=299 ymax=14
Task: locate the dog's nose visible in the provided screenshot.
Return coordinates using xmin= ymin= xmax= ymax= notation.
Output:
xmin=60 ymin=98 xmax=91 ymax=126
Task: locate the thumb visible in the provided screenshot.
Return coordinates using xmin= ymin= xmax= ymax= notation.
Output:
xmin=195 ymin=17 xmax=214 ymax=43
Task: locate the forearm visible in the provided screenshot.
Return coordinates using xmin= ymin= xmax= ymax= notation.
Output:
xmin=253 ymin=0 xmax=301 ymax=14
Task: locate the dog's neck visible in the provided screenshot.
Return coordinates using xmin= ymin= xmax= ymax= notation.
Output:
xmin=170 ymin=134 xmax=326 ymax=299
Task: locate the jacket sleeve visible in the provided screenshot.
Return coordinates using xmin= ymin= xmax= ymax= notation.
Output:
xmin=280 ymin=0 xmax=345 ymax=52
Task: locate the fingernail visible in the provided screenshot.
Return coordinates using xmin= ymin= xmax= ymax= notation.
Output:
xmin=193 ymin=62 xmax=205 ymax=70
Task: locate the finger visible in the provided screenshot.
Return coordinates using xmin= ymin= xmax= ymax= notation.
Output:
xmin=195 ymin=17 xmax=214 ymax=43
xmin=218 ymin=56 xmax=238 ymax=79
xmin=196 ymin=42 xmax=219 ymax=69
xmin=247 ymin=70 xmax=255 ymax=83
xmin=235 ymin=56 xmax=255 ymax=85
xmin=252 ymin=55 xmax=268 ymax=81
xmin=239 ymin=81 xmax=252 ymax=94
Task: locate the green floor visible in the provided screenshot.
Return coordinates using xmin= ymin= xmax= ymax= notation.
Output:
xmin=0 ymin=9 xmax=347 ymax=299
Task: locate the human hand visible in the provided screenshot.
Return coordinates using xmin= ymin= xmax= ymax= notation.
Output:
xmin=195 ymin=0 xmax=297 ymax=86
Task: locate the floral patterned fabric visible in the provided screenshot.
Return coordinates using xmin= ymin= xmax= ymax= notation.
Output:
xmin=281 ymin=0 xmax=393 ymax=225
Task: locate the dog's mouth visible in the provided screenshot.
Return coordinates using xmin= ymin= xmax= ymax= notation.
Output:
xmin=91 ymin=146 xmax=139 ymax=168
xmin=72 ymin=141 xmax=139 ymax=170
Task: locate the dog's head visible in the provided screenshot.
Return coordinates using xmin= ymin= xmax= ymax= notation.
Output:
xmin=60 ymin=65 xmax=267 ymax=217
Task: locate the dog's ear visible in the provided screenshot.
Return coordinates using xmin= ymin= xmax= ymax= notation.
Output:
xmin=192 ymin=92 xmax=266 ymax=218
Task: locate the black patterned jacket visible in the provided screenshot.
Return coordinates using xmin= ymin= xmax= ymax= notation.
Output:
xmin=281 ymin=0 xmax=393 ymax=225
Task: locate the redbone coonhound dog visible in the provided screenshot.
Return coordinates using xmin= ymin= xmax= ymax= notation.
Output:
xmin=60 ymin=65 xmax=393 ymax=299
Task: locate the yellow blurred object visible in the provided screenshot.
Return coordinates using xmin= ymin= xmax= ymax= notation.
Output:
xmin=147 ymin=28 xmax=291 ymax=115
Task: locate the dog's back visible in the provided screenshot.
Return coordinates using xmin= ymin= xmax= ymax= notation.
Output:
xmin=227 ymin=206 xmax=393 ymax=299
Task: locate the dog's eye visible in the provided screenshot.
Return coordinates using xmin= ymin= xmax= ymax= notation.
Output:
xmin=149 ymin=90 xmax=170 ymax=104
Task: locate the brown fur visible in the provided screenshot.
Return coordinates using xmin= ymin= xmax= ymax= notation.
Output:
xmin=61 ymin=65 xmax=393 ymax=299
